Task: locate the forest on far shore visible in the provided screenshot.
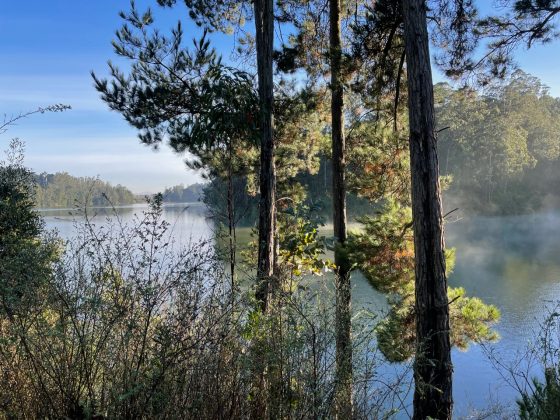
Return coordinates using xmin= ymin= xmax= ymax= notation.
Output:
xmin=204 ymin=71 xmax=560 ymax=225
xmin=34 ymin=172 xmax=204 ymax=208
xmin=36 ymin=71 xmax=560 ymax=218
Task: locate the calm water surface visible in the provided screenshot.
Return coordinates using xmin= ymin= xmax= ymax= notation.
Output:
xmin=446 ymin=212 xmax=560 ymax=416
xmin=41 ymin=204 xmax=560 ymax=417
xmin=40 ymin=203 xmax=211 ymax=244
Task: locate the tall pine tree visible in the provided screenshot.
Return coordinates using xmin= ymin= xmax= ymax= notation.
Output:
xmin=401 ymin=0 xmax=453 ymax=417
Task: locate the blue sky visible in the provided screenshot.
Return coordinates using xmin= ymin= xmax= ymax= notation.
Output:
xmin=0 ymin=1 xmax=213 ymax=193
xmin=1 ymin=1 xmax=559 ymax=193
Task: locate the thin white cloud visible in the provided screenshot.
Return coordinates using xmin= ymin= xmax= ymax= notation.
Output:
xmin=27 ymin=153 xmax=184 ymax=167
xmin=0 ymin=75 xmax=106 ymax=112
xmin=21 ymin=141 xmax=204 ymax=193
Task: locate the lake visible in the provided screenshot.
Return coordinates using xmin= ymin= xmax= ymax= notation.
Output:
xmin=40 ymin=204 xmax=560 ymax=418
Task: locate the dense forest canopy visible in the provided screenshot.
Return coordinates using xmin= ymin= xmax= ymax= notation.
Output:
xmin=161 ymin=183 xmax=204 ymax=203
xmin=437 ymin=70 xmax=560 ymax=214
xmin=34 ymin=172 xmax=136 ymax=208
xmin=33 ymin=172 xmax=205 ymax=208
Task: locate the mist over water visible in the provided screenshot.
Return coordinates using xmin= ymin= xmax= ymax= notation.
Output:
xmin=447 ymin=211 xmax=560 ymax=328
xmin=446 ymin=211 xmax=560 ymax=415
xmin=41 ymin=204 xmax=560 ymax=417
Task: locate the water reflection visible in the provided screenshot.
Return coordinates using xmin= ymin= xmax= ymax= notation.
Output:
xmin=40 ymin=203 xmax=213 ymax=246
xmin=447 ymin=212 xmax=560 ymax=415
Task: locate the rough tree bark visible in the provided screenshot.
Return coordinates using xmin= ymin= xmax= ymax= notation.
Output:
xmin=401 ymin=0 xmax=453 ymax=418
xmin=251 ymin=1 xmax=277 ymax=417
xmin=226 ymin=143 xmax=236 ymax=295
xmin=254 ymin=0 xmax=276 ymax=312
xmin=330 ymin=0 xmax=352 ymax=417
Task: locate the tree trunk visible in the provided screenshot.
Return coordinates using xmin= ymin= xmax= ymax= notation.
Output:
xmin=401 ymin=0 xmax=453 ymax=418
xmin=330 ymin=0 xmax=352 ymax=417
xmin=226 ymin=144 xmax=236 ymax=298
xmin=251 ymin=1 xmax=276 ymax=418
xmin=254 ymin=0 xmax=276 ymax=311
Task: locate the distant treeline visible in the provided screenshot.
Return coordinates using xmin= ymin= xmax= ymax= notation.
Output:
xmin=35 ymin=172 xmax=137 ymax=208
xmin=161 ymin=183 xmax=204 ymax=203
xmin=436 ymin=71 xmax=560 ymax=215
xmin=34 ymin=173 xmax=204 ymax=209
